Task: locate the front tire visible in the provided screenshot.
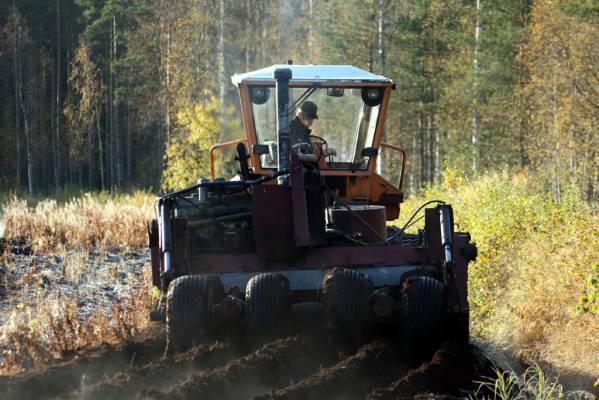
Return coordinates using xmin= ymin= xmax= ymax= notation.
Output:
xmin=165 ymin=275 xmax=224 ymax=353
xmin=398 ymin=276 xmax=444 ymax=358
xmin=245 ymin=273 xmax=290 ymax=332
xmin=322 ymin=268 xmax=372 ymax=342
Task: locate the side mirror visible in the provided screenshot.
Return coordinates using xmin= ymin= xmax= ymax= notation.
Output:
xmin=361 ymin=88 xmax=383 ymax=107
xmin=361 ymin=147 xmax=378 ymax=157
xmin=250 ymin=87 xmax=270 ymax=105
xmin=327 ymin=88 xmax=344 ymax=97
xmin=252 ymin=144 xmax=270 ymax=155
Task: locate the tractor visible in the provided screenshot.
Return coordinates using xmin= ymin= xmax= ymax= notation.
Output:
xmin=148 ymin=64 xmax=477 ymax=354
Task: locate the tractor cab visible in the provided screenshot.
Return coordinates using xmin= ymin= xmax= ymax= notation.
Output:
xmin=211 ymin=65 xmax=405 ymax=220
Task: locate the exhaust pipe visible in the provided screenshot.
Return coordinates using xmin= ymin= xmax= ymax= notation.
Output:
xmin=273 ymin=68 xmax=292 ymax=185
xmin=160 ymin=201 xmax=173 ymax=275
xmin=439 ymin=205 xmax=453 ymax=266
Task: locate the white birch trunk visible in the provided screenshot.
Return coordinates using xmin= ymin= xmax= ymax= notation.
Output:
xmin=376 ymin=0 xmax=385 ymax=176
xmin=218 ymin=0 xmax=226 ymax=143
xmin=308 ymin=0 xmax=313 ymax=59
xmin=18 ymin=62 xmax=33 ymax=195
xmin=245 ymin=0 xmax=251 ymax=70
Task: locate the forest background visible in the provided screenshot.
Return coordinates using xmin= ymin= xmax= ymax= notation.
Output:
xmin=0 ymin=0 xmax=597 ymax=197
xmin=0 ymin=0 xmax=598 ymax=394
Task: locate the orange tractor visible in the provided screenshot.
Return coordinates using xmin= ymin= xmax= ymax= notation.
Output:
xmin=149 ymin=64 xmax=477 ymax=353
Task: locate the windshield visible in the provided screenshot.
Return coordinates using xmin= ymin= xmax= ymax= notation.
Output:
xmin=251 ymin=86 xmax=382 ymax=169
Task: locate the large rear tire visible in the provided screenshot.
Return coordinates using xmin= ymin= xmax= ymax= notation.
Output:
xmin=245 ymin=273 xmax=290 ymax=331
xmin=165 ymin=275 xmax=224 ymax=353
xmin=398 ymin=276 xmax=444 ymax=358
xmin=322 ymin=268 xmax=372 ymax=338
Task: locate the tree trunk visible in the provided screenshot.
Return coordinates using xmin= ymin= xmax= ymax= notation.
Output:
xmin=431 ymin=111 xmax=439 ymax=183
xmin=378 ymin=0 xmax=386 ymax=75
xmin=88 ymin=124 xmax=96 ymax=189
xmin=108 ymin=30 xmax=114 ymax=188
xmin=218 ymin=0 xmax=226 ymax=143
xmin=245 ymin=0 xmax=251 ymax=70
xmin=409 ymin=123 xmax=417 ymax=192
xmin=376 ymin=0 xmax=386 ymax=176
xmin=18 ymin=61 xmax=33 ymax=195
xmin=419 ymin=101 xmax=426 ymax=187
xmin=126 ymin=103 xmax=132 ymax=186
xmin=97 ymin=113 xmax=105 ymax=190
xmin=13 ymin=9 xmax=21 ymax=189
xmin=113 ymin=15 xmax=121 ymax=188
xmin=552 ymin=85 xmax=560 ymax=201
xmin=308 ymin=0 xmax=314 ymax=59
xmin=472 ymin=0 xmax=481 ymax=173
xmin=160 ymin=5 xmax=171 ymax=184
xmin=260 ymin=2 xmax=267 ymax=65
xmin=55 ymin=0 xmax=62 ymax=190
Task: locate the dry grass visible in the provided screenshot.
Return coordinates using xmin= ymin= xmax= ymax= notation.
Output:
xmin=0 ymin=191 xmax=157 ymax=373
xmin=2 ymin=191 xmax=154 ymax=252
xmin=0 ymin=260 xmax=154 ymax=373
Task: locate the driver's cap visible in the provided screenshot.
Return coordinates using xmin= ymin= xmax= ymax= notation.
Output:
xmin=300 ymin=101 xmax=318 ymax=119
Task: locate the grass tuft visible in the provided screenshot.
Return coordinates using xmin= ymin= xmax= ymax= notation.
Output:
xmin=473 ymin=365 xmax=594 ymax=399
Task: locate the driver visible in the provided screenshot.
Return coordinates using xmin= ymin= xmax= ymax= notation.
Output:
xmin=289 ymin=101 xmax=318 ymax=152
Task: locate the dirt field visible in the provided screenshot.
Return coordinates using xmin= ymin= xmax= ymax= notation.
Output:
xmin=0 ymin=248 xmax=500 ymax=399
xmin=0 ymin=320 xmax=498 ymax=400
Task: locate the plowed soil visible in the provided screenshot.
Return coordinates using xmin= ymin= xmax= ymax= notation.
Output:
xmin=0 ymin=323 xmax=495 ymax=400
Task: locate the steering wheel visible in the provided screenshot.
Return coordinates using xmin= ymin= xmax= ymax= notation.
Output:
xmin=309 ymin=135 xmax=328 ymax=148
xmin=309 ymin=135 xmax=330 ymax=163
xmin=292 ymin=142 xmax=312 ymax=154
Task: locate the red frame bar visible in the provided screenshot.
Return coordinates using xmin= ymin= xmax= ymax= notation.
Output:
xmin=380 ymin=142 xmax=407 ymax=191
xmin=184 ymin=244 xmax=426 ymax=274
xmin=210 ymin=138 xmax=248 ymax=180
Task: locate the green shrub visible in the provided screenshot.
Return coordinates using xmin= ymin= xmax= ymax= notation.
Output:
xmin=398 ymin=170 xmax=599 ymax=390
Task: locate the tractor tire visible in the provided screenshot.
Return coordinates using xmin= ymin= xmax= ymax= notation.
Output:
xmin=398 ymin=276 xmax=444 ymax=358
xmin=322 ymin=268 xmax=372 ymax=329
xmin=245 ymin=273 xmax=290 ymax=331
xmin=165 ymin=275 xmax=224 ymax=354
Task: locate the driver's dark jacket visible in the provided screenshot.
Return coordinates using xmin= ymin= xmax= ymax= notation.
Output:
xmin=289 ymin=117 xmax=311 ymax=147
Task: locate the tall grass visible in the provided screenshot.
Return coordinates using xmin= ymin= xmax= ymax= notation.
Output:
xmin=397 ymin=170 xmax=599 ymax=391
xmin=1 ymin=191 xmax=155 ymax=252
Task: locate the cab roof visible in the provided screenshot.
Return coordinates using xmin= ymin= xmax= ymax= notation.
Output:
xmin=231 ymin=64 xmax=393 ymax=86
